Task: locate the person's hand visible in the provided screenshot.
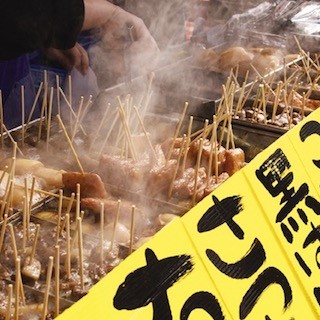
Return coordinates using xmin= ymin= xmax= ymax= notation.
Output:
xmin=100 ymin=6 xmax=160 ymax=74
xmin=43 ymin=42 xmax=89 ymax=75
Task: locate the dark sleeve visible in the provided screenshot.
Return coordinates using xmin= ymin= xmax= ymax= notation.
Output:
xmin=0 ymin=0 xmax=85 ymax=60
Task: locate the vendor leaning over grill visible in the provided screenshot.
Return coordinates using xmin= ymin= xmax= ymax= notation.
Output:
xmin=0 ymin=0 xmax=159 ymax=129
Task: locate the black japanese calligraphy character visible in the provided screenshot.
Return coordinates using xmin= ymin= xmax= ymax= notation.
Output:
xmin=256 ymin=149 xmax=291 ymax=197
xmin=298 ymin=208 xmax=308 ymax=225
xmin=288 ymin=217 xmax=299 ymax=231
xmin=300 ymin=120 xmax=320 ymax=142
xmin=294 ymin=252 xmax=311 ymax=277
xmin=113 ymin=248 xmax=193 ymax=320
xmin=180 ymin=292 xmax=224 ymax=320
xmin=306 ymin=196 xmax=320 ymax=215
xmin=281 ymin=223 xmax=293 ymax=244
xmin=198 ymin=195 xmax=244 ymax=239
xmin=239 ymin=267 xmax=292 ymax=319
xmin=303 ymin=222 xmax=320 ymax=248
xmin=316 ymin=246 xmax=320 ymax=269
xmin=300 ymin=120 xmax=320 ymax=169
xmin=314 ymin=287 xmax=320 ymax=305
xmin=276 ymin=183 xmax=309 ymax=223
xmin=206 ymin=238 xmax=266 ymax=279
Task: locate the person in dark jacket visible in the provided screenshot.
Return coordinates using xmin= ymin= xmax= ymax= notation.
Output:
xmin=0 ymin=0 xmax=158 ymax=128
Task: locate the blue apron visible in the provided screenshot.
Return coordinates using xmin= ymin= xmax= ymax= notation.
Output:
xmin=0 ymin=54 xmax=39 ymax=129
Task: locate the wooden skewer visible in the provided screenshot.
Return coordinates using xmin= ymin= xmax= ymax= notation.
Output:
xmin=0 ymin=179 xmax=12 ymax=218
xmin=272 ymin=82 xmax=281 ymax=123
xmin=21 ymin=85 xmax=25 ymax=148
xmin=100 ymin=202 xmax=104 ymax=268
xmin=98 ymin=111 xmax=120 ymax=157
xmin=66 ymin=192 xmax=75 ymax=215
xmin=0 ymin=214 xmax=8 ymax=254
xmin=8 ymin=224 xmax=18 ymax=260
xmin=240 ymin=76 xmax=259 ymax=112
xmin=133 ymin=106 xmax=157 ymax=158
xmin=46 ymin=87 xmax=54 ymax=151
xmin=89 ymin=103 xmax=111 ymax=152
xmin=166 ymin=102 xmax=189 ymax=162
xmin=65 ymin=213 xmax=71 ymax=279
xmin=2 ymin=124 xmax=23 ymax=156
xmin=111 ymin=199 xmax=121 ymax=251
xmin=25 ymin=82 xmax=44 ymax=135
xmin=214 ymin=118 xmax=219 ymax=183
xmin=29 ymin=224 xmax=40 ymax=265
xmin=168 ymin=135 xmax=187 ymax=199
xmin=56 ymin=115 xmax=84 ymax=174
xmin=6 ymin=284 xmax=13 ymax=320
xmin=301 ymin=92 xmax=306 ymax=119
xmin=192 ymin=137 xmax=204 ymax=207
xmin=0 ymin=90 xmax=4 ymax=148
xmin=76 ymin=183 xmax=81 ymax=219
xmin=28 ymin=176 xmax=36 ymax=221
xmin=42 ymin=256 xmax=54 ymax=320
xmin=77 ymin=217 xmax=84 ymax=290
xmin=14 ymin=257 xmax=20 ymax=320
xmin=54 ymin=245 xmax=60 ymax=318
xmin=79 ymin=95 xmax=93 ymax=127
xmin=22 ymin=196 xmax=27 ymax=253
xmin=14 ymin=184 xmax=71 ymax=201
xmin=182 ymin=116 xmax=193 ymax=173
xmin=250 ymin=63 xmax=276 ymax=96
xmin=129 ymin=205 xmax=136 ymax=254
xmin=71 ymin=96 xmax=84 ymax=142
xmin=59 ymin=192 xmax=75 ymax=236
xmin=207 ymin=116 xmax=217 ymax=184
xmin=56 ymin=189 xmax=63 ymax=245
xmin=68 ymin=74 xmax=73 ymax=126
xmin=58 ymin=88 xmax=87 ymax=136
xmin=118 ymin=103 xmax=137 ymax=161
xmin=56 ymin=75 xmax=61 ymax=116
xmin=37 ymin=77 xmax=48 ymax=143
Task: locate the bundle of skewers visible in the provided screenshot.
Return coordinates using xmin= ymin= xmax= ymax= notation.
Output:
xmin=223 ymin=38 xmax=320 ymax=132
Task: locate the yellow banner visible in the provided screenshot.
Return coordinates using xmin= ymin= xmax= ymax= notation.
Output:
xmin=57 ymin=109 xmax=320 ymax=320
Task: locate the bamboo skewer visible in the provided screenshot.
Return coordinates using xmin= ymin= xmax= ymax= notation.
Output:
xmin=56 ymin=115 xmax=84 ymax=174
xmin=272 ymin=82 xmax=281 ymax=123
xmin=65 ymin=213 xmax=71 ymax=279
xmin=168 ymin=135 xmax=186 ymax=199
xmin=29 ymin=224 xmax=40 ymax=265
xmin=56 ymin=189 xmax=63 ymax=245
xmin=0 ymin=214 xmax=8 ymax=253
xmin=54 ymin=245 xmax=60 ymax=318
xmin=166 ymin=102 xmax=188 ymax=162
xmin=111 ymin=200 xmax=121 ymax=251
xmin=207 ymin=116 xmax=217 ymax=184
xmin=25 ymin=82 xmax=44 ymax=134
xmin=76 ymin=183 xmax=81 ymax=219
xmin=28 ymin=176 xmax=36 ymax=221
xmin=21 ymin=85 xmax=25 ymax=148
xmin=100 ymin=202 xmax=104 ymax=268
xmin=42 ymin=256 xmax=54 ymax=320
xmin=89 ymin=103 xmax=111 ymax=152
xmin=68 ymin=75 xmax=73 ymax=126
xmin=129 ymin=205 xmax=136 ymax=254
xmin=182 ymin=116 xmax=193 ymax=173
xmin=37 ymin=78 xmax=48 ymax=143
xmin=14 ymin=257 xmax=20 ymax=320
xmin=58 ymin=88 xmax=87 ymax=136
xmin=56 ymin=75 xmax=61 ymax=116
xmin=71 ymin=96 xmax=84 ymax=142
xmin=77 ymin=217 xmax=84 ymax=290
xmin=2 ymin=124 xmax=23 ymax=155
xmin=118 ymin=102 xmax=137 ymax=161
xmin=98 ymin=111 xmax=120 ymax=157
xmin=22 ymin=196 xmax=27 ymax=253
xmin=46 ymin=87 xmax=54 ymax=151
xmin=6 ymin=284 xmax=13 ymax=320
xmin=133 ymin=106 xmax=156 ymax=158
xmin=8 ymin=224 xmax=18 ymax=260
xmin=192 ymin=138 xmax=204 ymax=207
